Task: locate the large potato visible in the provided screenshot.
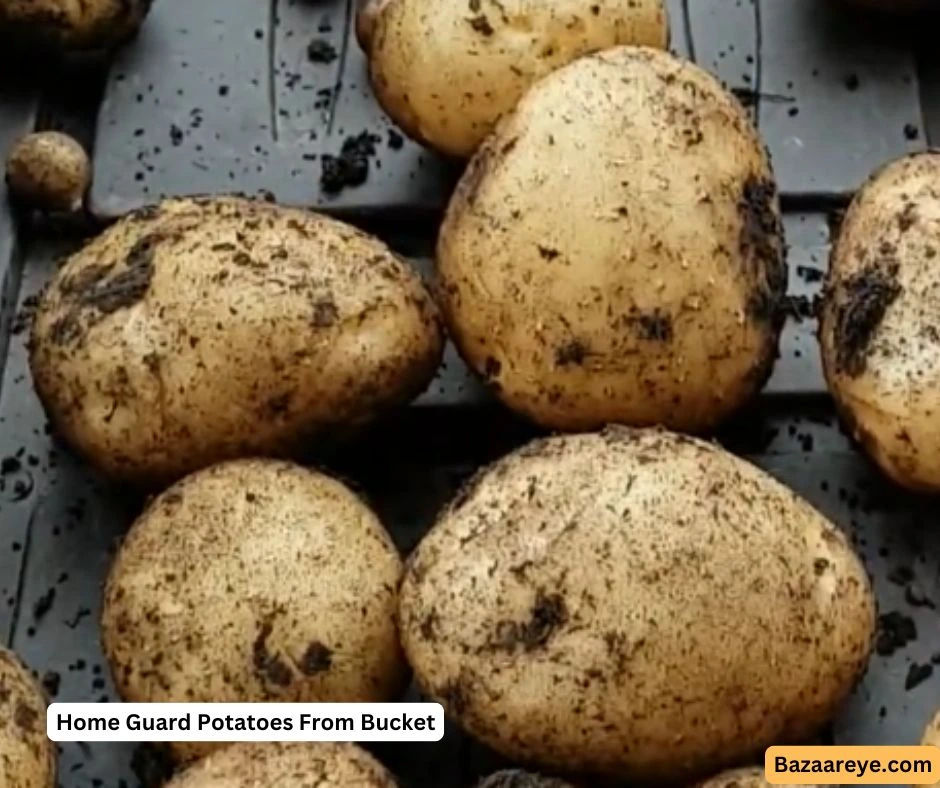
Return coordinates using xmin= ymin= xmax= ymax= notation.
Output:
xmin=30 ymin=196 xmax=443 ymax=486
xmin=165 ymin=742 xmax=398 ymax=787
xmin=0 ymin=647 xmax=55 ymax=788
xmin=101 ymin=459 xmax=408 ymax=764
xmin=819 ymin=152 xmax=940 ymax=492
xmin=399 ymin=427 xmax=875 ymax=783
xmin=0 ymin=0 xmax=152 ymax=51
xmin=367 ymin=0 xmax=668 ymax=158
xmin=437 ymin=47 xmax=786 ymax=434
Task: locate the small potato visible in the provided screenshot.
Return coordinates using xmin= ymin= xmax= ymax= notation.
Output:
xmin=693 ymin=766 xmax=822 ymax=788
xmin=165 ymin=742 xmax=398 ymax=787
xmin=437 ymin=47 xmax=786 ymax=434
xmin=819 ymin=152 xmax=940 ymax=492
xmin=368 ymin=0 xmax=668 ymax=157
xmin=5 ymin=131 xmax=90 ymax=212
xmin=101 ymin=459 xmax=408 ymax=764
xmin=0 ymin=647 xmax=56 ymax=788
xmin=356 ymin=0 xmax=393 ymax=52
xmin=30 ymin=196 xmax=444 ymax=486
xmin=0 ymin=0 xmax=152 ymax=51
xmin=400 ymin=427 xmax=875 ymax=783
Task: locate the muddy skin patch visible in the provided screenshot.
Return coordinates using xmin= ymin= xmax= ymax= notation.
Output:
xmin=468 ymin=14 xmax=494 ymax=35
xmin=738 ymin=177 xmax=787 ymax=324
xmin=60 ymin=233 xmax=157 ymax=319
xmin=489 ymin=591 xmax=568 ymax=652
xmin=312 ymin=297 xmax=339 ymax=328
xmin=555 ymin=339 xmax=588 ymax=366
xmin=437 ymin=677 xmax=470 ymax=715
xmin=832 ymin=262 xmax=902 ymax=377
xmin=13 ymin=700 xmax=38 ymax=732
xmin=299 ymin=641 xmax=333 ymax=675
xmin=252 ymin=619 xmax=293 ymax=687
xmin=636 ymin=310 xmax=673 ymax=341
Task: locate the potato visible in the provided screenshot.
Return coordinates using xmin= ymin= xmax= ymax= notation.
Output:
xmin=0 ymin=0 xmax=152 ymax=51
xmin=399 ymin=427 xmax=875 ymax=783
xmin=101 ymin=458 xmax=408 ymax=764
xmin=165 ymin=742 xmax=398 ymax=787
xmin=693 ymin=766 xmax=821 ymax=788
xmin=5 ymin=131 xmax=90 ymax=213
xmin=477 ymin=770 xmax=576 ymax=788
xmin=356 ymin=0 xmax=393 ymax=52
xmin=0 ymin=647 xmax=55 ymax=788
xmin=30 ymin=196 xmax=443 ymax=486
xmin=437 ymin=47 xmax=786 ymax=434
xmin=819 ymin=152 xmax=940 ymax=492
xmin=368 ymin=0 xmax=668 ymax=158
xmin=924 ymin=710 xmax=940 ymax=748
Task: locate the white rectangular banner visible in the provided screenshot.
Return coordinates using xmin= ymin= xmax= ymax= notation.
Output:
xmin=47 ymin=702 xmax=445 ymax=743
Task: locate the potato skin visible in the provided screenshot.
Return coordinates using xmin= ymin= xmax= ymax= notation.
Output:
xmin=0 ymin=0 xmax=152 ymax=51
xmin=819 ymin=152 xmax=940 ymax=492
xmin=476 ymin=770 xmax=576 ymax=788
xmin=30 ymin=196 xmax=443 ymax=487
xmin=369 ymin=0 xmax=668 ymax=158
xmin=356 ymin=0 xmax=393 ymax=52
xmin=101 ymin=459 xmax=408 ymax=764
xmin=165 ymin=742 xmax=398 ymax=787
xmin=399 ymin=427 xmax=874 ymax=782
xmin=924 ymin=710 xmax=940 ymax=747
xmin=693 ymin=767 xmax=821 ymax=788
xmin=437 ymin=47 xmax=786 ymax=434
xmin=5 ymin=131 xmax=90 ymax=212
xmin=0 ymin=647 xmax=55 ymax=788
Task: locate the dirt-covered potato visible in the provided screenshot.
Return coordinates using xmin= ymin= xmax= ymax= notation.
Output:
xmin=101 ymin=459 xmax=408 ymax=764
xmin=0 ymin=647 xmax=55 ymax=788
xmin=693 ymin=767 xmax=821 ymax=788
xmin=165 ymin=742 xmax=398 ymax=787
xmin=400 ymin=427 xmax=875 ymax=783
xmin=30 ymin=196 xmax=443 ymax=486
xmin=5 ymin=131 xmax=90 ymax=212
xmin=819 ymin=152 xmax=940 ymax=492
xmin=0 ymin=0 xmax=152 ymax=51
xmin=368 ymin=0 xmax=668 ymax=158
xmin=476 ymin=770 xmax=576 ymax=788
xmin=437 ymin=47 xmax=786 ymax=434
xmin=924 ymin=710 xmax=940 ymax=747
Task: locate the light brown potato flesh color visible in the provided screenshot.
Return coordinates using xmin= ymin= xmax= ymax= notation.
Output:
xmin=820 ymin=152 xmax=940 ymax=492
xmin=437 ymin=47 xmax=786 ymax=434
xmin=369 ymin=0 xmax=668 ymax=157
xmin=101 ymin=459 xmax=407 ymax=764
xmin=400 ymin=428 xmax=875 ymax=783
